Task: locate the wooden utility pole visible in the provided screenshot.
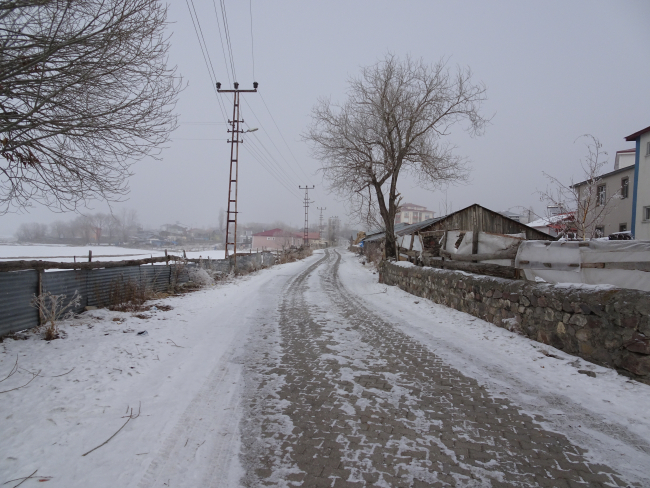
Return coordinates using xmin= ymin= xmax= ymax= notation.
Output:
xmin=217 ymin=81 xmax=258 ymax=269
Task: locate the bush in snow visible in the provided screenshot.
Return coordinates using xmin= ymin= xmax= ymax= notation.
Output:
xmin=31 ymin=290 xmax=81 ymax=340
xmin=188 ymin=266 xmax=215 ymax=287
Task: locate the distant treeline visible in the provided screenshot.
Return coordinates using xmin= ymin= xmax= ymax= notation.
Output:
xmin=15 ymin=209 xmax=140 ymax=244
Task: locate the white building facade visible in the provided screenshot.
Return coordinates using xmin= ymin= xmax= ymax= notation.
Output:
xmin=395 ymin=203 xmax=434 ymax=225
xmin=625 ymin=125 xmax=650 ymax=240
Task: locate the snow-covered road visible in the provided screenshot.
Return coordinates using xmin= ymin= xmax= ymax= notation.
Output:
xmin=1 ymin=249 xmax=649 ymax=487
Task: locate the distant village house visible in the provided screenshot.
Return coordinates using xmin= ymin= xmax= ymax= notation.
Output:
xmin=395 ymin=203 xmax=434 ymax=225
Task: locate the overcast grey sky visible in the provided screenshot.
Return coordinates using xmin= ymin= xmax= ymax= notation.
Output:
xmin=2 ymin=0 xmax=649 ymax=236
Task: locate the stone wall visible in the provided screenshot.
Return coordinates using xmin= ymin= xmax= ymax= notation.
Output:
xmin=379 ymin=261 xmax=650 ymax=384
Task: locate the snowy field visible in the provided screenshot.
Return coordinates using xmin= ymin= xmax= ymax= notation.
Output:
xmin=0 ymin=244 xmax=225 ymax=263
xmin=1 ymin=249 xmax=649 ymax=486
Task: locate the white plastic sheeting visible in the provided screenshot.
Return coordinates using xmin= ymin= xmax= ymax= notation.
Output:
xmin=442 ymin=231 xmax=523 ymax=266
xmin=397 ymin=234 xmax=423 ymax=252
xmin=515 ymin=240 xmax=650 ymax=292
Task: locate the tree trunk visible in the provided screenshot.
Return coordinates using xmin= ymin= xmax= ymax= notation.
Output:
xmin=384 ymin=219 xmax=397 ymax=261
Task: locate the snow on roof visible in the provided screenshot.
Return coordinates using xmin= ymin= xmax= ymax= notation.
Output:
xmin=527 ymin=213 xmax=573 ymax=228
xmin=398 ymin=203 xmax=430 ymax=211
xmin=253 ymin=228 xmax=287 ymax=237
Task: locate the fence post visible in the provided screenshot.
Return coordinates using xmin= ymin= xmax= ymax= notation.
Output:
xmin=165 ymin=249 xmax=169 ymax=265
xmin=183 ymin=249 xmax=187 ymax=259
xmin=88 ymin=250 xmax=92 ymax=262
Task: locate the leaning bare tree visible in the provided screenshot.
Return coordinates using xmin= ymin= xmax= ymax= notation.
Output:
xmin=539 ymin=135 xmax=619 ymax=239
xmin=305 ymin=54 xmax=488 ymax=259
xmin=0 ymin=0 xmax=182 ymax=214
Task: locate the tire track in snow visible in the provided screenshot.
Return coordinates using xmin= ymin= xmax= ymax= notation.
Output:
xmin=137 ymin=347 xmax=244 ymax=488
xmin=240 ymin=249 xmax=635 ymax=487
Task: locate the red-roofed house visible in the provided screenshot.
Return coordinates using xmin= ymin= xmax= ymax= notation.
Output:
xmin=251 ymin=228 xmax=302 ymax=250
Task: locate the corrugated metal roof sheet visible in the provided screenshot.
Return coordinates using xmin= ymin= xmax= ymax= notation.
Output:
xmin=360 ymin=223 xmax=414 ymax=243
xmin=395 ymin=216 xmax=446 ymax=236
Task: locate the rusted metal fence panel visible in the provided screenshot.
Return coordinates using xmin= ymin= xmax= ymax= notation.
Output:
xmin=140 ymin=265 xmax=171 ymax=293
xmin=86 ymin=266 xmax=142 ymax=308
xmin=42 ymin=270 xmax=88 ymax=315
xmin=0 ymin=270 xmax=39 ymax=336
xmin=0 ymin=251 xmax=277 ymax=336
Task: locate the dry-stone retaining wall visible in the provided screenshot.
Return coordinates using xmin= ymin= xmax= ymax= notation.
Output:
xmin=379 ymin=261 xmax=650 ymax=384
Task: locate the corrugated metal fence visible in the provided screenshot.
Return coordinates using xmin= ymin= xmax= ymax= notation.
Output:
xmin=0 ymin=251 xmax=275 ymax=336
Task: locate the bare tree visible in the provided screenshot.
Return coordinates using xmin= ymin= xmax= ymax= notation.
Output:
xmin=539 ymin=135 xmax=620 ymax=240
xmin=304 ymin=54 xmax=488 ymax=258
xmin=0 ymin=0 xmax=182 ymax=214
xmin=70 ymin=214 xmax=93 ymax=242
xmin=15 ymin=220 xmax=46 ymax=241
xmin=49 ymin=219 xmax=69 ymax=239
xmin=88 ymin=212 xmax=113 ymax=243
xmin=117 ymin=208 xmax=139 ymax=243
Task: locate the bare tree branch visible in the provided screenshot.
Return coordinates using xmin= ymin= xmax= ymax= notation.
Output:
xmin=0 ymin=0 xmax=182 ymax=213
xmin=538 ymin=135 xmax=619 ymax=239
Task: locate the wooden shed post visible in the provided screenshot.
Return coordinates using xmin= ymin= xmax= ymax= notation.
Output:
xmin=442 ymin=231 xmax=448 ymax=257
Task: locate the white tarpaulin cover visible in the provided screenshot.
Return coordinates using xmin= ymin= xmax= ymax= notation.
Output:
xmin=398 ymin=234 xmax=423 ymax=252
xmin=444 ymin=232 xmax=523 ymax=266
xmin=515 ymin=240 xmax=650 ymax=292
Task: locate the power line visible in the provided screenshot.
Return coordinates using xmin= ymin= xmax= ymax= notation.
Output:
xmin=242 ymin=143 xmax=302 ymax=199
xmin=243 ymin=134 xmax=301 ymax=191
xmin=219 ymin=0 xmax=237 ymax=81
xmin=190 ymin=1 xmax=218 ymax=79
xmin=185 ymin=0 xmax=229 ymax=123
xmin=172 ymin=138 xmax=229 ymax=141
xmin=244 ymin=124 xmax=302 ymax=188
xmin=185 ymin=1 xmax=216 ymax=87
xmin=249 ymin=0 xmax=255 ymax=80
xmin=210 ymin=0 xmax=232 ymax=86
xmin=180 ymin=122 xmax=228 ymax=126
xmin=259 ymin=92 xmax=312 ymax=182
xmin=243 ymin=99 xmax=305 ymax=187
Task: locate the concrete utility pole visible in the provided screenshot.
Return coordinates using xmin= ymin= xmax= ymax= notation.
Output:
xmin=317 ymin=207 xmax=326 ymax=242
xmin=299 ymin=185 xmax=315 ymax=247
xmin=216 ymin=81 xmax=258 ymax=269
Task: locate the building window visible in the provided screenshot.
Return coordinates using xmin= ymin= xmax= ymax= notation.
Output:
xmin=647 ymin=141 xmax=650 ymax=156
xmin=644 ymin=206 xmax=650 ymax=221
xmin=595 ymin=226 xmax=605 ymax=237
xmin=621 ymin=177 xmax=629 ymax=199
xmin=596 ymin=184 xmax=606 ymax=206
xmin=619 ymin=223 xmax=627 ymax=232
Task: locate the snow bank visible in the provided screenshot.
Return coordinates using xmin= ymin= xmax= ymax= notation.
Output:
xmin=338 ymin=250 xmax=650 ymax=484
